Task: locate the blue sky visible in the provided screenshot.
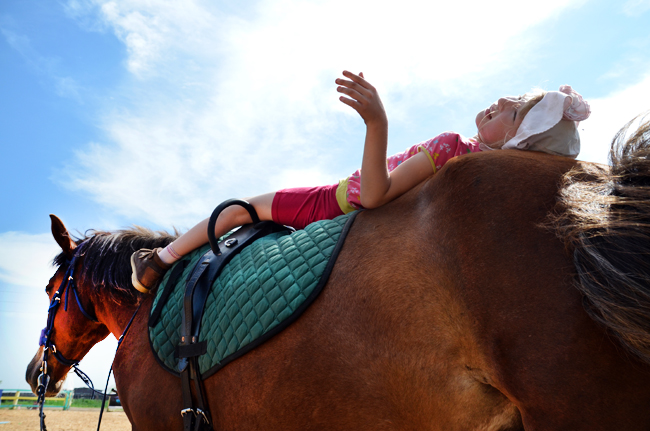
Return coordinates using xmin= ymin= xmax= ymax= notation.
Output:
xmin=1 ymin=0 xmax=650 ymax=391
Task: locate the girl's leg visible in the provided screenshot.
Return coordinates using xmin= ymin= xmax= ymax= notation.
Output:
xmin=163 ymin=192 xmax=276 ymax=259
xmin=160 ymin=192 xmax=275 ymax=265
xmin=131 ymin=192 xmax=276 ymax=293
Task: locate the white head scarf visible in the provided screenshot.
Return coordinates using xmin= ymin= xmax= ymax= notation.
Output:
xmin=501 ymin=85 xmax=591 ymax=158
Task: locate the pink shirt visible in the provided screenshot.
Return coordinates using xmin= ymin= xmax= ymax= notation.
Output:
xmin=340 ymin=132 xmax=481 ymax=211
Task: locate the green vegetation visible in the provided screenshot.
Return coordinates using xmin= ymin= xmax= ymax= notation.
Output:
xmin=1 ymin=398 xmax=64 ymax=407
xmin=70 ymin=398 xmax=104 ymax=408
xmin=0 ymin=395 xmax=104 ymax=409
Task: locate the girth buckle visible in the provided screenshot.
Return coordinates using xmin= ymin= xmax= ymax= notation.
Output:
xmin=180 ymin=408 xmax=209 ymax=424
xmin=196 ymin=408 xmax=210 ymax=424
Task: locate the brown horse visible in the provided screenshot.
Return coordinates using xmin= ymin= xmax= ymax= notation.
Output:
xmin=26 ymin=118 xmax=650 ymax=430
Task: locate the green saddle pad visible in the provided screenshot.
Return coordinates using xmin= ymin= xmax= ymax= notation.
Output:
xmin=148 ymin=212 xmax=357 ymax=378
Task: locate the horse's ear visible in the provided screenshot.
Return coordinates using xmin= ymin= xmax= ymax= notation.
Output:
xmin=50 ymin=214 xmax=77 ymax=259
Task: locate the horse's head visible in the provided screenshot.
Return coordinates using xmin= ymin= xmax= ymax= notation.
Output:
xmin=26 ymin=215 xmax=110 ymax=396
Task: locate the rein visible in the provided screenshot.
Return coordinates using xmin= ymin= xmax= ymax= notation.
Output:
xmin=36 ymin=246 xmax=142 ymax=431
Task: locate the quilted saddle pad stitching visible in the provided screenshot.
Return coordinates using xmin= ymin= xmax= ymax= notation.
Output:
xmin=149 ymin=212 xmax=356 ymax=377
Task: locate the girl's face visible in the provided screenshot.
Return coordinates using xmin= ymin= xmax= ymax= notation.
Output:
xmin=475 ymin=97 xmax=526 ymax=147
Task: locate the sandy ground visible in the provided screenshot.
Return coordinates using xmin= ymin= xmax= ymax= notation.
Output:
xmin=0 ymin=409 xmax=131 ymax=431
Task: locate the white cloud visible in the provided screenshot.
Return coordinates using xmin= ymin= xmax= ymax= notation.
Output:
xmin=0 ymin=232 xmax=60 ymax=288
xmin=622 ymin=0 xmax=650 ymax=15
xmin=61 ymin=0 xmax=585 ymax=230
xmin=55 ymin=76 xmax=84 ymax=102
xmin=65 ymin=0 xmax=226 ymax=78
xmin=577 ymin=74 xmax=650 ymax=165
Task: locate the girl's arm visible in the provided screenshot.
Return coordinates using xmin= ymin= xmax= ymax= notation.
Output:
xmin=363 ymin=151 xmax=434 ymax=208
xmin=336 ymin=71 xmax=434 ymax=208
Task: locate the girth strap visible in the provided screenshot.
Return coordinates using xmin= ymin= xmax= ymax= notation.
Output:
xmin=180 ymin=356 xmax=212 ymax=431
xmin=176 ymin=199 xmax=293 ymax=431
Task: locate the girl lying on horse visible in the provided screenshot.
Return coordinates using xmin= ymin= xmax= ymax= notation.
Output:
xmin=131 ymin=71 xmax=591 ymax=293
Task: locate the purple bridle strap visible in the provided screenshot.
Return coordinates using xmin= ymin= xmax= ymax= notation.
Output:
xmin=39 ymin=328 xmax=47 ymax=346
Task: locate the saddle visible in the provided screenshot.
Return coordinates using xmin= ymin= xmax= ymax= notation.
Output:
xmin=148 ymin=199 xmax=359 ymax=431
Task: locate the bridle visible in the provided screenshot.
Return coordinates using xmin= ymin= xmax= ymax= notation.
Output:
xmin=37 ymin=248 xmax=95 ymax=430
xmin=38 ymin=250 xmax=97 ymax=370
xmin=36 ymin=244 xmax=142 ymax=431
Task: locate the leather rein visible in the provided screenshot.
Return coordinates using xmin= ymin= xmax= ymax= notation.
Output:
xmin=36 ymin=244 xmax=141 ymax=431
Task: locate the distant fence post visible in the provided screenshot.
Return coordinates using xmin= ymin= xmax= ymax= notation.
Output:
xmin=63 ymin=390 xmax=72 ymax=410
xmin=13 ymin=391 xmax=20 ymax=409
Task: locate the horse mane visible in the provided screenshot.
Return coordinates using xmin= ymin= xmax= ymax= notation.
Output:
xmin=54 ymin=226 xmax=178 ymax=306
xmin=551 ymin=112 xmax=650 ymax=365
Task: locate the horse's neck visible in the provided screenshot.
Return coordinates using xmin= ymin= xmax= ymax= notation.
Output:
xmin=93 ymin=291 xmax=144 ymax=340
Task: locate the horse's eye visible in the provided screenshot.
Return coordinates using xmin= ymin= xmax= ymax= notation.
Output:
xmin=46 ymin=277 xmax=56 ymax=293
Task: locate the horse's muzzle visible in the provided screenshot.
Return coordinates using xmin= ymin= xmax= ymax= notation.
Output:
xmin=25 ymin=346 xmax=64 ymax=397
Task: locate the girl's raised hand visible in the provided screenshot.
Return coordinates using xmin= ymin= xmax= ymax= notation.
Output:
xmin=336 ymin=71 xmax=387 ymax=127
